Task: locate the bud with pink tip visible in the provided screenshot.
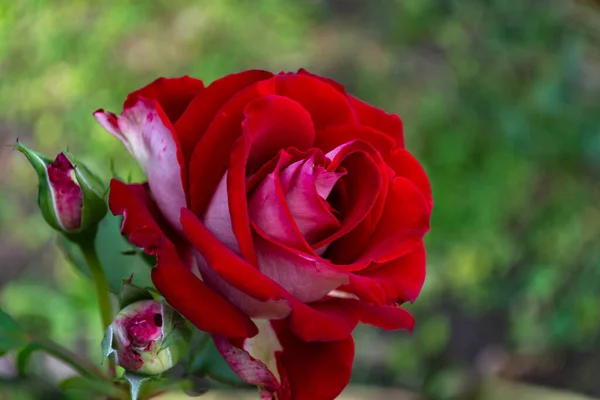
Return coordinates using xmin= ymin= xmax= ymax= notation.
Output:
xmin=103 ymin=299 xmax=188 ymax=375
xmin=16 ymin=142 xmax=107 ymax=237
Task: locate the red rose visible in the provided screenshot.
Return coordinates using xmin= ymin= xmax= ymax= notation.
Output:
xmin=95 ymin=69 xmax=432 ymax=400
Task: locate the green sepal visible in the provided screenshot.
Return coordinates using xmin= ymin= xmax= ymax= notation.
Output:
xmin=119 ymin=277 xmax=154 ymax=310
xmin=65 ymin=150 xmax=108 ymax=232
xmin=158 ymin=309 xmax=190 ymax=366
xmin=101 ymin=324 xmax=116 ymax=364
xmin=14 ymin=141 xmax=63 ymax=232
xmin=122 ymin=371 xmax=159 ymax=400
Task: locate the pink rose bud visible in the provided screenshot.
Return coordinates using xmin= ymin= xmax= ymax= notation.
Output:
xmin=103 ymin=300 xmax=188 ymax=375
xmin=16 ymin=142 xmax=107 ymax=236
xmin=47 ymin=153 xmax=83 ymax=231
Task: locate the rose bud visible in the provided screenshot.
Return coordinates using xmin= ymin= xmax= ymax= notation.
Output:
xmin=16 ymin=142 xmax=107 ymax=237
xmin=104 ymin=300 xmax=188 ymax=376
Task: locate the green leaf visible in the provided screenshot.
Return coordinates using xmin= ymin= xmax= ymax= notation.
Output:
xmin=138 ymin=377 xmax=194 ymax=399
xmin=0 ymin=308 xmax=29 ymax=356
xmin=119 ymin=279 xmax=154 ymax=310
xmin=60 ymin=376 xmax=127 ymax=399
xmin=187 ymin=330 xmax=247 ymax=387
xmin=16 ymin=342 xmax=41 ymax=376
xmin=58 ymin=212 xmax=153 ymax=294
xmin=123 ymin=372 xmax=157 ymax=400
xmin=140 ymin=252 xmax=157 ymax=268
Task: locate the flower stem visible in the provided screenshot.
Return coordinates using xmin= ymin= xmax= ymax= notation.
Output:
xmin=28 ymin=337 xmax=109 ymax=380
xmin=77 ymin=237 xmax=116 ymax=378
xmin=78 ymin=239 xmax=113 ymax=331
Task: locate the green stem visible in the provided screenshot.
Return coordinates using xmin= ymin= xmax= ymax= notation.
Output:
xmin=78 ymin=239 xmax=113 ymax=331
xmin=77 ymin=237 xmax=116 ymax=378
xmin=29 ymin=337 xmax=109 ymax=381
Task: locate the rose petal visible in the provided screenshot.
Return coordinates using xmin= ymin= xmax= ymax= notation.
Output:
xmin=296 ymin=68 xmax=404 ymax=147
xmin=278 ymin=158 xmax=304 ymax=193
xmin=283 ymin=159 xmax=342 ymax=244
xmin=355 ymin=177 xmax=430 ymax=265
xmin=314 ymin=165 xmax=345 ymax=200
xmin=203 ymin=150 xmax=298 ymax=261
xmin=152 ymin=266 xmax=258 ymax=339
xmin=273 ymin=320 xmax=354 ymax=400
xmin=274 ymin=73 xmax=358 ymax=129
xmin=388 ymin=148 xmax=433 ymax=210
xmin=288 ymin=297 xmax=414 ymax=341
xmin=248 ymin=156 xmax=311 ymax=253
xmin=176 ymin=70 xmax=274 ymax=167
xmin=227 ymin=134 xmax=261 ymax=266
xmin=195 ymin=254 xmax=291 ymax=319
xmin=296 ymin=68 xmax=346 ymax=94
xmin=181 ymin=208 xmax=288 ymax=303
xmin=108 ymin=179 xmax=179 ymax=261
xmin=351 ymin=242 xmax=427 ymax=304
xmin=243 ymin=95 xmax=316 ymax=172
xmin=118 ymin=76 xmax=204 ymax=204
xmin=348 ymin=95 xmax=404 ymax=147
xmin=216 ymin=318 xmax=360 ymax=400
xmin=323 ymin=143 xmax=391 ymax=265
xmin=95 ymin=98 xmax=186 ymax=229
xmin=315 ymin=124 xmax=396 ymax=158
xmin=312 ymin=141 xmax=383 ymax=254
xmin=353 ymin=301 xmax=415 ymax=331
xmin=253 ymin=230 xmax=348 ymax=304
xmin=123 ymin=76 xmax=204 ymax=125
xmin=248 ymin=149 xmax=297 ymax=193
xmin=286 ymin=298 xmax=361 ymax=342
xmin=326 ymin=149 xmax=431 ymax=267
xmin=188 ymin=76 xmax=276 ymax=216
xmin=212 ymin=334 xmax=281 ymax=397
xmin=242 ymin=319 xmax=283 ymax=383
xmin=222 ymin=95 xmax=317 ymax=265
xmin=47 ymin=153 xmax=82 ymax=231
xmin=203 ymin=171 xmax=240 ymax=254
xmin=316 ymin=125 xmax=432 ymax=236
xmin=214 ymin=319 xmax=290 ymax=399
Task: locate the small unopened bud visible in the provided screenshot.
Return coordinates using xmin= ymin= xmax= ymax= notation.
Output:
xmin=16 ymin=142 xmax=107 ymax=237
xmin=47 ymin=153 xmax=83 ymax=231
xmin=106 ymin=300 xmax=188 ymax=375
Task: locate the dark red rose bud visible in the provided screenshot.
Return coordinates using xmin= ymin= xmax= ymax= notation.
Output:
xmin=103 ymin=300 xmax=188 ymax=375
xmin=16 ymin=142 xmax=107 ymax=237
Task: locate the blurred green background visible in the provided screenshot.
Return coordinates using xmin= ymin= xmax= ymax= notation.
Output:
xmin=1 ymin=0 xmax=600 ymax=399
